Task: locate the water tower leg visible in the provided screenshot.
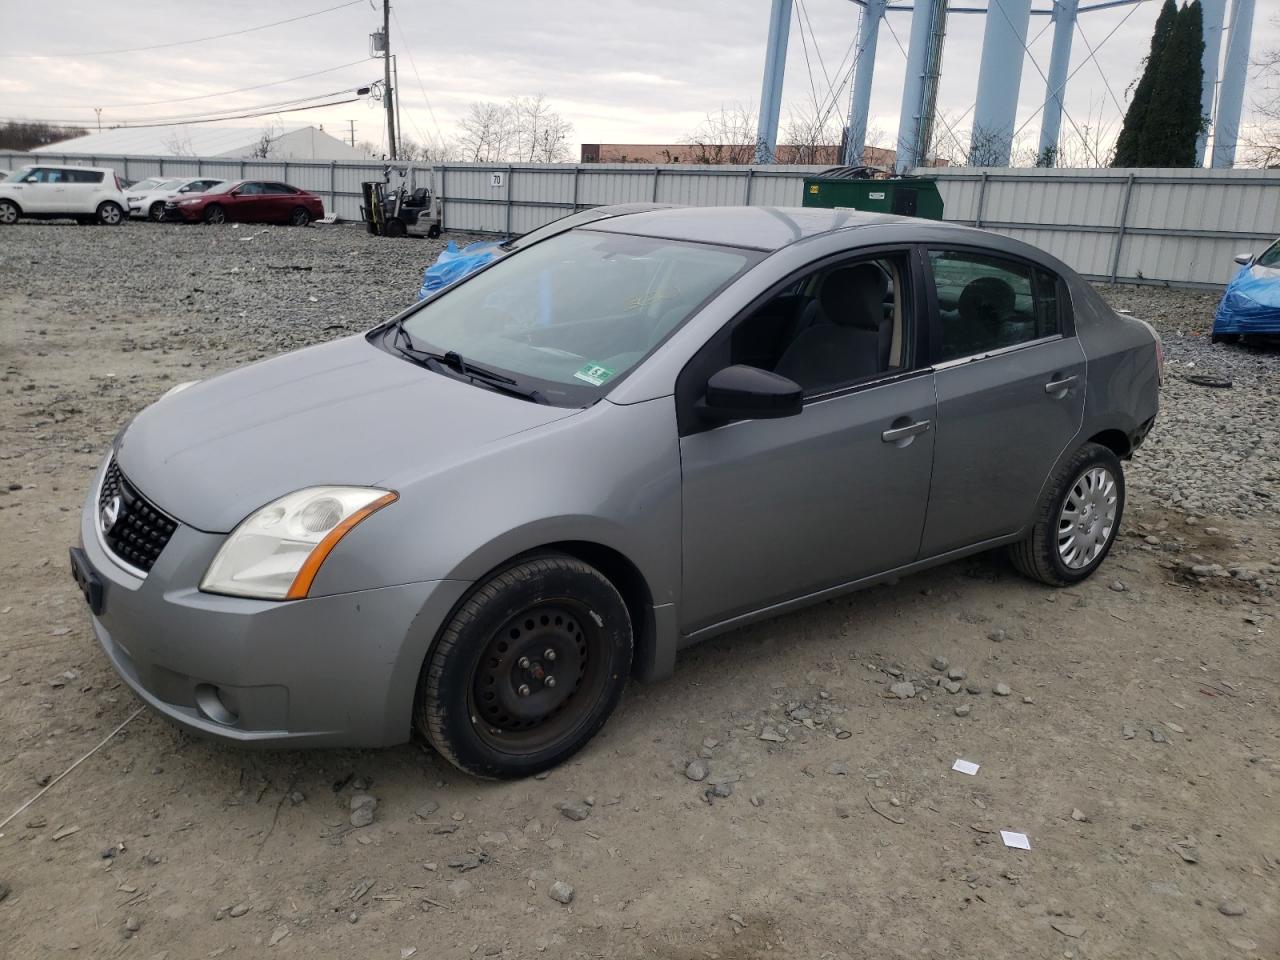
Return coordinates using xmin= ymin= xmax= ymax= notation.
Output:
xmin=1037 ymin=0 xmax=1078 ymax=164
xmin=754 ymin=0 xmax=793 ymax=165
xmin=845 ymin=0 xmax=887 ymax=166
xmin=972 ymin=0 xmax=1034 ymax=166
xmin=1211 ymin=0 xmax=1253 ymax=169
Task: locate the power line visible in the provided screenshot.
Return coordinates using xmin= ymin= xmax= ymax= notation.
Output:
xmin=390 ymin=6 xmax=447 ymax=150
xmin=0 ymin=89 xmax=370 ymax=130
xmin=1 ymin=0 xmax=364 ymax=59
xmin=1 ymin=58 xmax=375 ymax=112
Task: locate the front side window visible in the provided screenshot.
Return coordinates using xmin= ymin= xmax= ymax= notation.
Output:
xmin=21 ymin=168 xmax=57 ymax=183
xmin=397 ymin=229 xmax=756 ymax=405
xmin=236 ymin=182 xmax=265 ymax=195
xmin=725 ymin=254 xmax=910 ymax=395
xmin=929 ymin=250 xmax=1059 ymax=362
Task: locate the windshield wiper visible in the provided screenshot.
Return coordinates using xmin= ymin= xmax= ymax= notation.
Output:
xmin=387 ymin=322 xmax=549 ymax=404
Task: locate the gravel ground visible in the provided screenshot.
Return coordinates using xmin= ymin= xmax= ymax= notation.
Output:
xmin=1 ymin=221 xmax=1277 ymax=960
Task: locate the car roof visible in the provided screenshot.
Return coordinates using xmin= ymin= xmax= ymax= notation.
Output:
xmin=587 ymin=205 xmax=985 ymax=252
xmin=19 ymin=164 xmax=115 ymax=173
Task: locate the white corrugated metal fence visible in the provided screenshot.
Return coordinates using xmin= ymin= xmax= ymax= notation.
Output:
xmin=4 ymin=150 xmax=1276 ymax=287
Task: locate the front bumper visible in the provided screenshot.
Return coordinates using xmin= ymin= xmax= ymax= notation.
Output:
xmin=76 ymin=462 xmax=470 ymax=747
xmin=165 ymin=203 xmax=202 ymax=222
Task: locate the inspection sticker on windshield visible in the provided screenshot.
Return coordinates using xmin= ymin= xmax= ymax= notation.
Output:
xmin=573 ymin=363 xmax=615 ymax=387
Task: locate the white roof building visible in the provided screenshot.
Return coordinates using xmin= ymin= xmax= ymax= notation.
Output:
xmin=33 ymin=122 xmax=367 ymax=161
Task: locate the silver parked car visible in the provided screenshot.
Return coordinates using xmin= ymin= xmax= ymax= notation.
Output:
xmin=72 ymin=207 xmax=1161 ymax=778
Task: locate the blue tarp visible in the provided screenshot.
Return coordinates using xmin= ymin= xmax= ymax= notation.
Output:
xmin=1213 ymin=261 xmax=1280 ymax=336
xmin=418 ymin=240 xmax=503 ymax=299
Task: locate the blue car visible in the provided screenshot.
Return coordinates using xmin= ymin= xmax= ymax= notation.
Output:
xmin=1213 ymin=238 xmax=1280 ymax=343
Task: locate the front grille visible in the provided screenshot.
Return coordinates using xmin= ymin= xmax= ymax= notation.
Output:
xmin=98 ymin=459 xmax=177 ymax=573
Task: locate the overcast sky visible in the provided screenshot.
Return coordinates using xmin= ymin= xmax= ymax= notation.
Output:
xmin=0 ymin=0 xmax=1274 ymax=161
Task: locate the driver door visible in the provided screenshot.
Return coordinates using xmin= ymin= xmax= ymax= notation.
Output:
xmin=227 ymin=182 xmax=266 ymax=222
xmin=677 ymin=248 xmax=937 ymax=634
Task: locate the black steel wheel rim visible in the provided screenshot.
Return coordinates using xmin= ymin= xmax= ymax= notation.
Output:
xmin=468 ymin=600 xmax=605 ymax=754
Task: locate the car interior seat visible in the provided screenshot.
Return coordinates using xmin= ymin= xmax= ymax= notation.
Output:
xmin=953 ymin=275 xmax=1017 ymax=355
xmin=773 ymin=264 xmax=890 ymax=391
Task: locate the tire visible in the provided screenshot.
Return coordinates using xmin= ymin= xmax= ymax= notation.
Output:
xmin=203 ymin=204 xmax=226 ymax=225
xmin=1009 ymin=442 xmax=1125 ymax=587
xmin=384 ymin=216 xmax=407 ymax=238
xmin=148 ymin=201 xmax=167 ymax=222
xmin=1211 ymin=333 xmax=1240 ymax=345
xmin=0 ymin=199 xmax=19 ymax=225
xmin=96 ymin=201 xmax=124 ymax=226
xmin=289 ymin=206 xmax=311 ymax=227
xmin=426 ymin=223 xmax=442 ymax=239
xmin=415 ymin=554 xmax=633 ymax=779
xmin=366 ymin=221 xmax=378 ymax=235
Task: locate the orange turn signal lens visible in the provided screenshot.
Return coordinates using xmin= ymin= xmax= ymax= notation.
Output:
xmin=284 ymin=491 xmax=398 ymax=600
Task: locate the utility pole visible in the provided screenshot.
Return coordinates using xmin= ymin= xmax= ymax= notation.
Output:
xmin=382 ymin=0 xmax=397 ymax=160
xmin=347 ymin=119 xmax=357 ymax=148
xmin=94 ymin=107 xmax=102 ymax=131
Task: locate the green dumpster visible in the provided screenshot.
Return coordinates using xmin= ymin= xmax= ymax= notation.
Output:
xmin=801 ymin=166 xmax=944 ymax=219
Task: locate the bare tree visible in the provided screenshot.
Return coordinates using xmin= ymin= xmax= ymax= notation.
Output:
xmin=1242 ymin=17 xmax=1280 ymax=167
xmin=250 ymin=121 xmax=281 ymax=159
xmin=781 ymin=101 xmax=841 ymax=164
xmin=162 ymin=129 xmax=196 ymax=157
xmin=511 ymin=95 xmax=573 ymax=162
xmin=684 ymin=103 xmax=757 ymax=164
xmin=398 ymin=136 xmax=462 ymax=163
xmin=458 ymin=101 xmax=515 ymax=162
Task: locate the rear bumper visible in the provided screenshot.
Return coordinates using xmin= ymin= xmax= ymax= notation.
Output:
xmin=76 ymin=464 xmax=471 ymax=747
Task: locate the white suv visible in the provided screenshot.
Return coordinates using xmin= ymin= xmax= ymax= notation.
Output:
xmin=0 ymin=165 xmax=128 ymax=225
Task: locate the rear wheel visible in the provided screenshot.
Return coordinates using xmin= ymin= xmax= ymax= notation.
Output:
xmin=1211 ymin=333 xmax=1240 ymax=345
xmin=1009 ymin=442 xmax=1125 ymax=586
xmin=289 ymin=206 xmax=311 ymax=227
xmin=148 ymin=201 xmax=167 ymax=222
xmin=426 ymin=223 xmax=442 ymax=239
xmin=0 ymin=199 xmax=18 ymax=225
xmin=415 ymin=554 xmax=633 ymax=779
xmin=203 ymin=204 xmax=226 ymax=225
xmin=96 ymin=201 xmax=124 ymax=226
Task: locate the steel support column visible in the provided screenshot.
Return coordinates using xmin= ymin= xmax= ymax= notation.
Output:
xmin=1037 ymin=0 xmax=1078 ymax=162
xmin=755 ymin=0 xmax=793 ymax=164
xmin=1211 ymin=0 xmax=1254 ymax=169
xmin=972 ymin=0 xmax=1034 ymax=166
xmin=844 ymin=0 xmax=887 ymax=166
xmin=1195 ymin=0 xmax=1226 ymax=166
xmin=895 ymin=0 xmax=948 ymax=172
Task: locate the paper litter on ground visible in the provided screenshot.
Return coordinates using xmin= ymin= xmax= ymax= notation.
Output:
xmin=952 ymin=759 xmax=980 ymax=776
xmin=1000 ymin=830 xmax=1031 ymax=850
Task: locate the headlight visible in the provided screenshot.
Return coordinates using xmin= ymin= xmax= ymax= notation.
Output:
xmin=127 ymin=196 xmax=142 ymax=202
xmin=201 ymin=486 xmax=397 ymax=600
xmin=180 ymin=198 xmax=201 ymax=205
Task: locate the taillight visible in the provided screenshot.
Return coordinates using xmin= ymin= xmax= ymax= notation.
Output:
xmin=115 ymin=174 xmax=123 ymax=191
xmin=1132 ymin=316 xmax=1164 ymax=387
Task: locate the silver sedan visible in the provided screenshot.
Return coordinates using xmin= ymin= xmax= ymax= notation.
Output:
xmin=72 ymin=206 xmax=1161 ymax=778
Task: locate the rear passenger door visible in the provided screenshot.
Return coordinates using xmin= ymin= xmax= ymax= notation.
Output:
xmin=62 ymin=169 xmax=104 ymax=213
xmin=918 ymin=248 xmax=1085 ymax=557
xmin=261 ymin=182 xmax=298 ymax=222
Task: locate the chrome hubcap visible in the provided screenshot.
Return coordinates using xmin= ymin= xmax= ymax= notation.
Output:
xmin=1058 ymin=466 xmax=1118 ymax=569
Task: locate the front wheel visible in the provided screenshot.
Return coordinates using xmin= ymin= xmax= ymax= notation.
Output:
xmin=203 ymin=204 xmax=226 ymax=225
xmin=97 ymin=201 xmax=124 ymax=226
xmin=148 ymin=201 xmax=167 ymax=222
xmin=415 ymin=554 xmax=633 ymax=779
xmin=426 ymin=223 xmax=441 ymax=239
xmin=1009 ymin=442 xmax=1125 ymax=586
xmin=289 ymin=206 xmax=311 ymax=227
xmin=383 ymin=216 xmax=407 ymax=238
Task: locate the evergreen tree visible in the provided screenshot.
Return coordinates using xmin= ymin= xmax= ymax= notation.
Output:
xmin=1112 ymin=0 xmax=1178 ymax=167
xmin=1140 ymin=0 xmax=1205 ymax=166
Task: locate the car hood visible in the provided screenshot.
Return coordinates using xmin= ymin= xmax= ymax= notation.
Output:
xmin=116 ymin=333 xmax=581 ymax=532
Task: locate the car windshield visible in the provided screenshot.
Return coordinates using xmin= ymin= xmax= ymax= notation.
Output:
xmin=1255 ymin=239 xmax=1280 ymax=269
xmin=129 ymin=178 xmax=162 ymax=191
xmin=397 ymin=229 xmax=756 ymax=406
xmin=204 ymin=181 xmax=238 ymax=195
xmin=153 ymin=179 xmax=183 ymax=191
xmin=4 ymin=167 xmax=33 ymax=183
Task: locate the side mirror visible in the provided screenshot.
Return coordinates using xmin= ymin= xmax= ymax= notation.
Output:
xmin=700 ymin=364 xmax=803 ymax=422
xmin=229 ymin=189 xmax=241 ymax=197
xmin=1233 ymin=252 xmax=1253 ymax=266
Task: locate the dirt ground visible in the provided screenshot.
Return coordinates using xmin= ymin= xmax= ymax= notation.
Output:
xmin=1 ymin=222 xmax=1277 ymax=960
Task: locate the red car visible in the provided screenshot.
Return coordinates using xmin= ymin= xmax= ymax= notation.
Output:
xmin=166 ymin=179 xmax=324 ymax=226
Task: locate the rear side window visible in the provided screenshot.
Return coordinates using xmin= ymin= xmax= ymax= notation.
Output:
xmin=928 ymin=250 xmax=1060 ymax=362
xmin=67 ymin=169 xmax=105 ymax=184
xmin=263 ymin=182 xmax=297 ymax=194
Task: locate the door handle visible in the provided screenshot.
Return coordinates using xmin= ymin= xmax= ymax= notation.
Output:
xmin=1044 ymin=375 xmax=1078 ymax=395
xmin=881 ymin=419 xmax=931 ymax=444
